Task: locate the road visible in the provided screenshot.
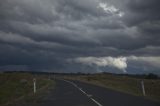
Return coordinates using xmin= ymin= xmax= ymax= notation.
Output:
xmin=36 ymin=79 xmax=160 ymax=106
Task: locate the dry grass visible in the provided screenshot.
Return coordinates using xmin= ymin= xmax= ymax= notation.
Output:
xmin=64 ymin=74 xmax=160 ymax=102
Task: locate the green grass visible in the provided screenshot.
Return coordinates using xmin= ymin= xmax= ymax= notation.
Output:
xmin=0 ymin=72 xmax=55 ymax=106
xmin=64 ymin=74 xmax=160 ymax=102
xmin=18 ymin=78 xmax=55 ymax=106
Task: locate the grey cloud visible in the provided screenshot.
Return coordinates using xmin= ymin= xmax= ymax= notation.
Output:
xmin=124 ymin=0 xmax=160 ymax=26
xmin=0 ymin=0 xmax=159 ymax=74
xmin=69 ymin=56 xmax=127 ymax=72
xmin=0 ymin=0 xmax=58 ymax=23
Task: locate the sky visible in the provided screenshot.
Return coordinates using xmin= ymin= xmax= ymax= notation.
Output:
xmin=0 ymin=0 xmax=160 ymax=74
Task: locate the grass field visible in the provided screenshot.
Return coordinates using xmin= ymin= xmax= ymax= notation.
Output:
xmin=63 ymin=74 xmax=160 ymax=102
xmin=0 ymin=72 xmax=55 ymax=106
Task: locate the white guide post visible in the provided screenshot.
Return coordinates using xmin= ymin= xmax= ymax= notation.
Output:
xmin=33 ymin=78 xmax=36 ymax=93
xmin=141 ymin=80 xmax=146 ymax=96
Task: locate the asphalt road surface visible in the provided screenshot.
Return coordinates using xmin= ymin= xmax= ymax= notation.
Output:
xmin=36 ymin=79 xmax=160 ymax=106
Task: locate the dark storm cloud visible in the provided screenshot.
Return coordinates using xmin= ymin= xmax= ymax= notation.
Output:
xmin=124 ymin=0 xmax=160 ymax=26
xmin=125 ymin=0 xmax=160 ymax=50
xmin=0 ymin=0 xmax=160 ymax=74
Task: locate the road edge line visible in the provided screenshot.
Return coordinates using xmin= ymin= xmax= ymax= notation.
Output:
xmin=63 ymin=79 xmax=103 ymax=106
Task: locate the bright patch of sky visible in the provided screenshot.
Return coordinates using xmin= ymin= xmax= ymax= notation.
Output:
xmin=98 ymin=2 xmax=124 ymax=17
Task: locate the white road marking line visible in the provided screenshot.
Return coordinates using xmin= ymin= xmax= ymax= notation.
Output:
xmin=87 ymin=94 xmax=93 ymax=98
xmin=63 ymin=79 xmax=103 ymax=106
xmin=79 ymin=88 xmax=87 ymax=94
xmin=91 ymin=98 xmax=103 ymax=106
